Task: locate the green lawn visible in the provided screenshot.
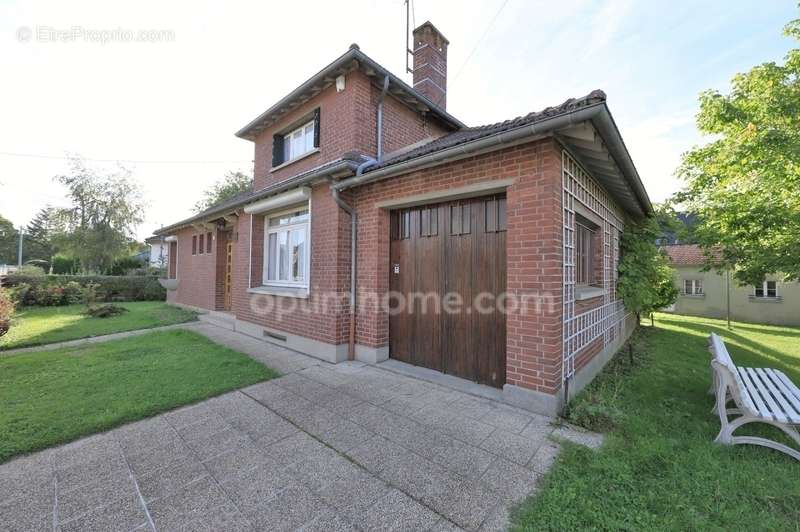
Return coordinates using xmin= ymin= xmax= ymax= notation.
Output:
xmin=0 ymin=329 xmax=277 ymax=463
xmin=514 ymin=313 xmax=800 ymax=531
xmin=0 ymin=301 xmax=197 ymax=350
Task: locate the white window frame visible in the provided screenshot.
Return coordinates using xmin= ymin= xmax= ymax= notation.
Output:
xmin=754 ymin=281 xmax=778 ymax=298
xmin=684 ymin=279 xmax=703 ymax=295
xmin=262 ymin=205 xmax=310 ymax=288
xmin=283 ymin=120 xmax=315 ymax=163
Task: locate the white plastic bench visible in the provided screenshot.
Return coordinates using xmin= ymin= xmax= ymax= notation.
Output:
xmin=708 ymin=333 xmax=800 ymax=461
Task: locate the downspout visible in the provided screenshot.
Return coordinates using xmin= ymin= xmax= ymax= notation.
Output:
xmin=331 ymin=75 xmax=391 ymax=361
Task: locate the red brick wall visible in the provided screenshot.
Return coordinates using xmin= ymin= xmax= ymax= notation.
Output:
xmin=412 ymin=23 xmax=448 ymax=108
xmin=352 ymin=138 xmax=565 ymax=395
xmin=230 ymin=183 xmax=351 ymax=346
xmin=167 ymin=227 xmax=219 ymax=311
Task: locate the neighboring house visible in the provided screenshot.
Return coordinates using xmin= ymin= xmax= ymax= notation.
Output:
xmin=145 ymin=236 xmax=169 ymax=269
xmin=152 ymin=22 xmax=652 ymax=415
xmin=664 ymin=244 xmax=800 ymax=327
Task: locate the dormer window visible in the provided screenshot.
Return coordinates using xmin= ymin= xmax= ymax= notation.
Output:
xmin=272 ymin=109 xmax=320 ymax=168
xmin=284 ymin=120 xmax=315 ymax=161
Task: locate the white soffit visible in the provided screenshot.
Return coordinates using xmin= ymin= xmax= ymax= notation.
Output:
xmin=244 ymin=187 xmax=310 ymax=215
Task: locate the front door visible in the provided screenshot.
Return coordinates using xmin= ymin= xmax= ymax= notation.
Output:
xmin=388 ymin=194 xmax=507 ymax=388
xmin=224 ymin=241 xmax=233 ymax=311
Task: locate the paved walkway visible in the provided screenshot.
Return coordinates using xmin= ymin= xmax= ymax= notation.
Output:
xmin=0 ymin=323 xmax=602 ymax=532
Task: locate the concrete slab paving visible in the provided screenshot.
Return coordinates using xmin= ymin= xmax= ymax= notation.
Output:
xmin=0 ymin=321 xmax=604 ymax=531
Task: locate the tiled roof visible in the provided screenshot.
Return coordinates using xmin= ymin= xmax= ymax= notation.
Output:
xmin=153 ymin=155 xmax=363 ymax=235
xmin=369 ymin=90 xmax=607 ymax=171
xmin=664 ymin=244 xmax=723 ymax=266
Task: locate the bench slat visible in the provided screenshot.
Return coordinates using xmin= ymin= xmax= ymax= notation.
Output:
xmin=749 ymin=368 xmax=789 ymax=424
xmin=739 ymin=368 xmax=779 ymax=421
xmin=757 ymin=368 xmax=800 ymax=423
xmin=771 ymin=370 xmax=800 ymax=423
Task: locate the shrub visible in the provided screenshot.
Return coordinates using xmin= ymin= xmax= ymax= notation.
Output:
xmin=0 ymin=289 xmax=14 ymax=337
xmin=14 ymin=265 xmax=45 ymax=276
xmin=8 ymin=283 xmax=32 ymax=306
xmin=107 ymin=256 xmax=145 ymax=276
xmin=63 ymin=281 xmax=83 ymax=305
xmin=3 ymin=275 xmax=165 ymax=306
xmin=51 ymin=255 xmax=80 ymax=275
xmin=86 ymin=304 xmax=129 ymax=318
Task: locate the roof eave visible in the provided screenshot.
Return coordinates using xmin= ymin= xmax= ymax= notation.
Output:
xmin=153 ymin=159 xmax=359 ymax=235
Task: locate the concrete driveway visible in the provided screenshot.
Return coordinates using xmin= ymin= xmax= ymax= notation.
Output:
xmin=0 ymin=325 xmax=601 ymax=532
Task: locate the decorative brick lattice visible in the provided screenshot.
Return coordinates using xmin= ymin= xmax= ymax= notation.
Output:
xmin=562 ymin=150 xmax=627 ymax=380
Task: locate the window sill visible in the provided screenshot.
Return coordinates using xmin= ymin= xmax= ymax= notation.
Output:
xmin=681 ymin=294 xmax=705 ymax=299
xmin=749 ymin=296 xmax=783 ymax=304
xmin=270 ymin=148 xmax=320 ymax=173
xmin=247 ymin=285 xmax=309 ymax=299
xmin=575 ymin=286 xmax=606 ymax=301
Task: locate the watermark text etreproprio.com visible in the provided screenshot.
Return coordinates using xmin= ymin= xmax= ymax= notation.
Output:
xmin=16 ymin=26 xmax=175 ymax=44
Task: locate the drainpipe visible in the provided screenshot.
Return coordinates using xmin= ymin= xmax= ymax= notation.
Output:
xmin=330 ymin=75 xmax=391 ymax=361
xmin=331 ymin=185 xmax=358 ymax=361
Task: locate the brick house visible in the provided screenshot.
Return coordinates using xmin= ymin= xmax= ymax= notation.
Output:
xmin=153 ymin=22 xmax=651 ymax=415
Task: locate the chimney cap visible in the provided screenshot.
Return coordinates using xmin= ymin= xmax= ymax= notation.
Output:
xmin=413 ymin=21 xmax=450 ymax=45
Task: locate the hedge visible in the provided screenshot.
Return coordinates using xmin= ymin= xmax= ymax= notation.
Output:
xmin=3 ymin=275 xmax=166 ymax=305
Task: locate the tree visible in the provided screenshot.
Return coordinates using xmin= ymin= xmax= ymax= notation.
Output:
xmin=677 ymin=14 xmax=800 ymax=285
xmin=0 ymin=215 xmax=18 ymax=265
xmin=653 ymin=203 xmax=698 ymax=245
xmin=54 ymin=157 xmax=145 ymax=273
xmin=24 ymin=206 xmax=64 ymax=263
xmin=194 ymin=171 xmax=252 ymax=213
xmin=617 ymin=217 xmax=678 ymax=324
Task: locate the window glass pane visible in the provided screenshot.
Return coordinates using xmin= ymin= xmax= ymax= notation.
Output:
xmin=268 ymin=209 xmax=309 ymax=227
xmin=695 ymin=280 xmax=703 ymax=294
xmin=767 ymin=281 xmax=777 ymax=297
xmin=290 ymin=228 xmax=306 ymax=282
xmin=305 ymin=124 xmax=315 ymax=152
xmin=278 ymin=231 xmax=289 ymax=281
xmin=684 ymin=280 xmax=691 ymax=295
xmin=267 ymin=233 xmax=277 ymax=280
xmin=284 ymin=140 xmax=291 ymax=162
xmin=755 ymin=285 xmax=764 ymax=297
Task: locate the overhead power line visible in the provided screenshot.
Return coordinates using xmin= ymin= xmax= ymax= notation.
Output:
xmin=434 ymin=0 xmax=511 ymax=107
xmin=0 ymin=151 xmax=251 ymax=165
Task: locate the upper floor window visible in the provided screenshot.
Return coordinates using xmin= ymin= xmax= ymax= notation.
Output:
xmin=284 ymin=120 xmax=315 ymax=162
xmin=263 ymin=207 xmax=310 ymax=287
xmin=272 ymin=109 xmax=320 ymax=168
xmin=754 ymin=281 xmax=778 ymax=298
xmin=576 ymin=221 xmax=595 ymax=285
xmin=684 ymin=279 xmax=703 ymax=295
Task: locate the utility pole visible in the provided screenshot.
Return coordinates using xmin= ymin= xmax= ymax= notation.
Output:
xmin=17 ymin=228 xmax=24 ymax=267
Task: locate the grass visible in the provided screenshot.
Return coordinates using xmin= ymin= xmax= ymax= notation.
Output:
xmin=0 ymin=301 xmax=197 ymax=350
xmin=513 ymin=313 xmax=800 ymax=531
xmin=0 ymin=329 xmax=277 ymax=462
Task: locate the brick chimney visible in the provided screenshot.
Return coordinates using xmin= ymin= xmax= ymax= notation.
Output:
xmin=412 ymin=21 xmax=449 ymax=109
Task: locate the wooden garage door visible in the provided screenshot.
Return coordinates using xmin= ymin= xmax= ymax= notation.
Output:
xmin=389 ymin=194 xmax=507 ymax=388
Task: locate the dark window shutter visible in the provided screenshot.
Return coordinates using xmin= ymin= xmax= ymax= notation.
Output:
xmin=313 ymin=108 xmax=321 ymax=148
xmin=272 ymin=134 xmax=284 ymax=167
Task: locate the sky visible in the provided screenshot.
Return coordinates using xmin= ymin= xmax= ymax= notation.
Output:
xmin=1 ymin=0 xmax=797 ymax=240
